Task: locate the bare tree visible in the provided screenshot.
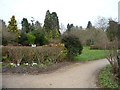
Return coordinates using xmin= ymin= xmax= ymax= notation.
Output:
xmin=95 ymin=16 xmax=108 ymax=31
xmin=106 ymin=20 xmax=120 ymax=84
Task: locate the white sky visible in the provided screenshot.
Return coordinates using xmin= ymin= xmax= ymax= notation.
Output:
xmin=0 ymin=0 xmax=119 ymax=29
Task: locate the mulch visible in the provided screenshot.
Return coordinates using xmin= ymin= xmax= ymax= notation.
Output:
xmin=2 ymin=62 xmax=73 ymax=75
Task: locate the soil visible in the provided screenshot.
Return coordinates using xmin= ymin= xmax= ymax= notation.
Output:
xmin=2 ymin=59 xmax=109 ymax=88
xmin=2 ymin=62 xmax=73 ymax=74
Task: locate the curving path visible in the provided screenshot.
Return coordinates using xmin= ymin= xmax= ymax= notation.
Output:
xmin=2 ymin=59 xmax=109 ymax=88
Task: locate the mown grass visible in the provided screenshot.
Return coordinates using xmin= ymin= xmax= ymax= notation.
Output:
xmin=74 ymin=47 xmax=108 ymax=61
xmin=98 ymin=65 xmax=119 ymax=88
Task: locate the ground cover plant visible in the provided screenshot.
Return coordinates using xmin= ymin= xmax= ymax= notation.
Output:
xmin=98 ymin=65 xmax=119 ymax=88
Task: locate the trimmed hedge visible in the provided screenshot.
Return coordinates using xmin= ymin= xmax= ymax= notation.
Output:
xmin=2 ymin=44 xmax=66 ymax=66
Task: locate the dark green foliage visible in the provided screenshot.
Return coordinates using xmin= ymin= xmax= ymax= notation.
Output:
xmin=32 ymin=30 xmax=49 ymax=46
xmin=1 ymin=20 xmax=8 ymax=45
xmin=18 ymin=32 xmax=29 ymax=46
xmin=43 ymin=10 xmax=60 ymax=39
xmin=87 ymin=21 xmax=92 ymax=29
xmin=21 ymin=18 xmax=30 ymax=33
xmin=62 ymin=34 xmax=83 ymax=59
xmin=2 ymin=37 xmax=8 ymax=46
xmin=44 ymin=10 xmax=51 ymax=32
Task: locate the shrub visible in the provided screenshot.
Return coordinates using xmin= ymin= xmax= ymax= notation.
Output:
xmin=18 ymin=32 xmax=29 ymax=46
xmin=2 ymin=45 xmax=66 ymax=66
xmin=61 ymin=34 xmax=83 ymax=60
xmin=27 ymin=33 xmax=36 ymax=45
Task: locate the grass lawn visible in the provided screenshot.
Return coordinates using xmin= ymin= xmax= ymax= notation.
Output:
xmin=75 ymin=47 xmax=108 ymax=61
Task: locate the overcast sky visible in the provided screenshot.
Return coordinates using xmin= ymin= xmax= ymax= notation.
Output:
xmin=0 ymin=0 xmax=119 ymax=29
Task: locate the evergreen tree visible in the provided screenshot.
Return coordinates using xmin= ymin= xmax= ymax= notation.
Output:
xmin=44 ymin=10 xmax=52 ymax=32
xmin=43 ymin=10 xmax=60 ymax=39
xmin=1 ymin=19 xmax=7 ymax=45
xmin=21 ymin=18 xmax=30 ymax=33
xmin=8 ymin=15 xmax=18 ymax=33
xmin=7 ymin=15 xmax=19 ymax=43
xmin=87 ymin=21 xmax=92 ymax=29
xmin=51 ymin=12 xmax=60 ymax=38
xmin=51 ymin=12 xmax=60 ymax=34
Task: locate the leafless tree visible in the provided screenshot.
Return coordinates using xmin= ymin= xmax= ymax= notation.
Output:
xmin=95 ymin=16 xmax=109 ymax=31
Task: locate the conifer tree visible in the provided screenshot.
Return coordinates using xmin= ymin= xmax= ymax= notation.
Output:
xmin=21 ymin=18 xmax=30 ymax=33
xmin=8 ymin=15 xmax=19 ymax=43
xmin=87 ymin=21 xmax=92 ymax=29
xmin=43 ymin=10 xmax=60 ymax=39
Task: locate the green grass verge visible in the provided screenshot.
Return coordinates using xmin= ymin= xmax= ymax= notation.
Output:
xmin=98 ymin=65 xmax=119 ymax=88
xmin=74 ymin=47 xmax=108 ymax=61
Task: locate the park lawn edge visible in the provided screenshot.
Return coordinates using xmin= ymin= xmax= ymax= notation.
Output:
xmin=74 ymin=47 xmax=108 ymax=62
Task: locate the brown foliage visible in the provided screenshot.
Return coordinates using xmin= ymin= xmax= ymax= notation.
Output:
xmin=2 ymin=45 xmax=66 ymax=65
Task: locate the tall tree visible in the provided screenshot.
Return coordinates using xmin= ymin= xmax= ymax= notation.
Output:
xmin=8 ymin=15 xmax=18 ymax=33
xmin=44 ymin=10 xmax=52 ymax=32
xmin=87 ymin=21 xmax=92 ymax=29
xmin=95 ymin=16 xmax=108 ymax=31
xmin=21 ymin=18 xmax=30 ymax=33
xmin=7 ymin=15 xmax=19 ymax=43
xmin=51 ymin=12 xmax=60 ymax=34
xmin=106 ymin=20 xmax=118 ymax=41
xmin=1 ymin=19 xmax=8 ymax=45
xmin=51 ymin=12 xmax=60 ymax=38
xmin=43 ymin=10 xmax=60 ymax=39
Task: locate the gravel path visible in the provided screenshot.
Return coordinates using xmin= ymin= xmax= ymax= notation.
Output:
xmin=2 ymin=59 xmax=109 ymax=88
